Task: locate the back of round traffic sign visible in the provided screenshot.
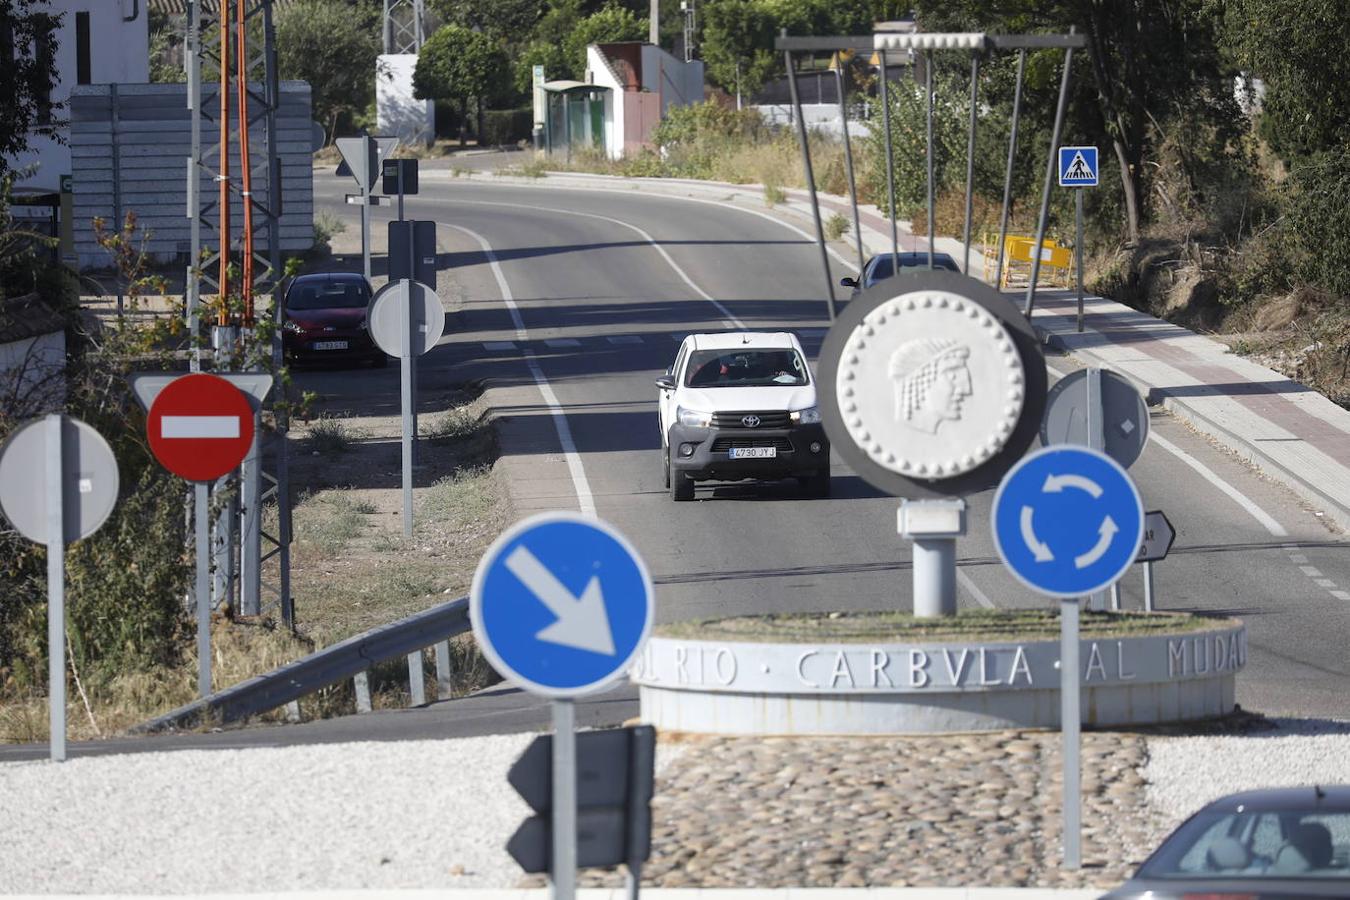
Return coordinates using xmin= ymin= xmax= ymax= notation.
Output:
xmin=368 ymin=279 xmax=445 ymax=359
xmin=0 ymin=415 xmax=119 ymax=544
xmin=471 ymin=511 xmax=654 ymax=698
xmin=146 ymin=373 xmax=255 ymax=482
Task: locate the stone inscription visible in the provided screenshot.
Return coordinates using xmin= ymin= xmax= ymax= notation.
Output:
xmin=632 ymin=630 xmax=1246 ymax=692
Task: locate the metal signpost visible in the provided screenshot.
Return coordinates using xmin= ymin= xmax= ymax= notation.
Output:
xmin=134 ymin=373 xmax=271 ymax=699
xmin=991 ymin=445 xmax=1145 ymax=869
xmin=382 ymin=157 xmax=419 ymax=221
xmin=507 ymin=725 xmax=656 ymax=898
xmin=0 ymin=416 xmax=118 ymax=762
xmin=367 ymin=278 xmax=444 ymax=537
xmin=471 ymin=512 xmax=655 ymax=900
xmin=335 ymin=134 xmax=399 ymax=279
xmin=1058 ymin=146 xmax=1099 ymax=331
xmin=1138 ymin=510 xmax=1176 ymax=612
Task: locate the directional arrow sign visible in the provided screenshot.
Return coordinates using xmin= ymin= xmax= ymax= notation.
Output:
xmin=992 ymin=445 xmax=1144 ymax=598
xmin=470 ymin=512 xmax=653 ymax=697
xmin=1138 ymin=510 xmax=1176 ymax=562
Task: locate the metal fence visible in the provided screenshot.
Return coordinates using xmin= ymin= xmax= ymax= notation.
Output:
xmin=134 ymin=595 xmax=471 ymax=733
xmin=68 ymin=82 xmax=315 ymax=270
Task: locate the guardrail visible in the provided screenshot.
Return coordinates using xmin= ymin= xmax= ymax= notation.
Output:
xmin=133 ymin=596 xmax=471 ymax=733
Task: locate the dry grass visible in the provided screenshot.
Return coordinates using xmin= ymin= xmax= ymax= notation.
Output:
xmin=0 ymin=386 xmax=512 ymax=743
xmin=0 ymin=622 xmax=312 ymax=742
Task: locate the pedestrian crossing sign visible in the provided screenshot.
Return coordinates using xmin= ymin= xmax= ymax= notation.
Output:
xmin=1058 ymin=146 xmax=1099 ymax=187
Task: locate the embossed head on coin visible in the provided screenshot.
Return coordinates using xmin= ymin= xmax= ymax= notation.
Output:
xmin=889 ymin=339 xmax=973 ymax=434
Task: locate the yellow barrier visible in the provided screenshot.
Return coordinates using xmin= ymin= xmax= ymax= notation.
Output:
xmin=983 ymin=234 xmax=1075 ymax=289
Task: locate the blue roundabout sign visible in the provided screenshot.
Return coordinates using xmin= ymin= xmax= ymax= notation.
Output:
xmin=992 ymin=446 xmax=1144 ymax=598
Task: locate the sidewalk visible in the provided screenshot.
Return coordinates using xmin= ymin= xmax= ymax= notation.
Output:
xmin=450 ymin=167 xmax=1350 ymax=533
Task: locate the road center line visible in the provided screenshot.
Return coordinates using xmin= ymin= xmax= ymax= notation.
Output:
xmin=455 ymin=199 xmax=747 ymax=328
xmin=1045 ymin=361 xmax=1289 ymax=538
xmin=443 ymin=222 xmax=597 ymax=518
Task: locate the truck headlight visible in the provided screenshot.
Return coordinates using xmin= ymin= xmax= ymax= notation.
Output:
xmin=677 ymin=406 xmax=713 ymax=428
xmin=790 ymin=406 xmax=821 ymax=424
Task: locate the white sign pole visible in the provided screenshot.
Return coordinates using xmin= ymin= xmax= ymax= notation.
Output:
xmin=401 ymin=278 xmax=415 ymax=538
xmin=552 ymin=699 xmax=577 ymax=900
xmin=45 ymin=414 xmax=66 ymax=763
xmin=1061 ymin=596 xmax=1081 ymax=869
xmin=194 ymin=481 xmax=212 ymax=697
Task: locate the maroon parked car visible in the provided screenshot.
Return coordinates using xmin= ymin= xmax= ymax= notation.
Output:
xmin=282 ymin=272 xmax=385 ymax=367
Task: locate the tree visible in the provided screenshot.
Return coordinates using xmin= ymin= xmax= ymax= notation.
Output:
xmin=414 ymin=25 xmax=509 ymax=146
xmin=701 ymin=0 xmax=777 ymax=99
xmin=563 ymin=3 xmax=646 ymax=80
xmin=276 ymin=0 xmax=381 ymax=144
xmin=0 ymin=1 xmax=61 ymax=180
xmin=913 ymin=0 xmax=1233 ymax=245
xmin=430 ymin=0 xmax=546 ymax=40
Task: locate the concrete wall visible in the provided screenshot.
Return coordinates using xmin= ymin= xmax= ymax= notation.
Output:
xmin=376 ymin=53 xmax=434 ymax=146
xmin=754 ymin=103 xmax=873 ymax=139
xmin=9 ymin=0 xmax=150 ymax=192
xmin=68 ymin=82 xmax=314 ymax=270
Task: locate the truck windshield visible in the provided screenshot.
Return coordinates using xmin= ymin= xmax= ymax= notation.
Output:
xmin=684 ymin=349 xmax=809 ymax=387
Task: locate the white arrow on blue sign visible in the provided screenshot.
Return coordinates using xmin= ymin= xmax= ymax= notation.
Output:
xmin=471 ymin=512 xmax=654 ymax=697
xmin=991 ymin=446 xmax=1143 ymax=598
xmin=1058 ymin=146 xmax=1099 ymax=187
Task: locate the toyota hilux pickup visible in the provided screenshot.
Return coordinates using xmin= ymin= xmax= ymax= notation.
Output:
xmin=655 ymin=331 xmax=830 ymax=501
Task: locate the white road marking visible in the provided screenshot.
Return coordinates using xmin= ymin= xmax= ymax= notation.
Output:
xmin=1300 ymin=566 xmax=1324 ymax=578
xmin=1044 ymin=361 xmax=1289 ymax=538
xmin=544 ymin=338 xmax=581 ymax=348
xmin=1332 ymin=590 xmax=1350 ymax=601
xmin=1290 ymin=553 xmax=1309 ymax=564
xmin=483 ymin=341 xmax=516 ymax=351
xmin=456 ymin=199 xmax=747 ymax=328
xmin=446 ymin=223 xmax=597 ymax=518
xmin=160 ymin=416 xmax=240 ymax=439
xmin=1317 ymin=578 xmax=1338 ymax=589
xmin=606 ymin=335 xmax=642 ymax=345
xmin=957 ymin=568 xmax=996 ymax=610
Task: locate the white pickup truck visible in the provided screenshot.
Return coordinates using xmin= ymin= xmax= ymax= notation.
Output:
xmin=655 ymin=331 xmax=831 ymax=501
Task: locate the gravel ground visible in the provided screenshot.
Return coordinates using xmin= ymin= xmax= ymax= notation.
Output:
xmin=1145 ymin=718 xmax=1350 ymax=827
xmin=0 ymin=735 xmax=536 ymax=893
xmin=3 ymin=721 xmax=1348 ymax=893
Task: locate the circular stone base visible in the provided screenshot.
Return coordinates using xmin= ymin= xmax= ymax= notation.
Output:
xmin=633 ymin=612 xmax=1245 ymax=735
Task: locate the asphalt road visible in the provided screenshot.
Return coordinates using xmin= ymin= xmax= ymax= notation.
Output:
xmin=6 ymin=172 xmax=1346 ymax=762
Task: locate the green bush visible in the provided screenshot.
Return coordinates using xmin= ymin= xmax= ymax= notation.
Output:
xmin=482 ymin=108 xmax=533 ymax=147
xmin=1287 ymin=147 xmax=1350 ymax=298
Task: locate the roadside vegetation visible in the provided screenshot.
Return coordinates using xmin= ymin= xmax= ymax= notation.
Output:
xmin=659 ymin=609 xmax=1226 ymax=643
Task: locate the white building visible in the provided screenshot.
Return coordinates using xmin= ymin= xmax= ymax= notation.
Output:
xmin=7 ymin=1 xmax=149 ymax=193
xmin=582 ymin=42 xmax=704 ymax=160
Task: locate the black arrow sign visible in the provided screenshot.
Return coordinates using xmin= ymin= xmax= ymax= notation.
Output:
xmin=508 ymin=727 xmax=652 ymax=815
xmin=507 ymin=808 xmax=629 ymax=874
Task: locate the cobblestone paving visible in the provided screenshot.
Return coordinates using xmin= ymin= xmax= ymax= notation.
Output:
xmin=526 ymin=730 xmax=1165 ymax=890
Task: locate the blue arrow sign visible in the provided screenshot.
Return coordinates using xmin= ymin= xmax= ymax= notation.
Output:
xmin=471 ymin=512 xmax=654 ymax=697
xmin=1058 ymin=146 xmax=1099 ymax=187
xmin=992 ymin=446 xmax=1143 ymax=597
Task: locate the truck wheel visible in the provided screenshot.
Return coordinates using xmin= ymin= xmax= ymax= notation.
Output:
xmin=670 ymin=462 xmax=694 ymax=501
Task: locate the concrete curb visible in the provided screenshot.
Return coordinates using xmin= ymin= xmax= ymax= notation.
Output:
xmin=11 ymin=891 xmax=1106 ymax=899
xmin=1039 ymin=328 xmax=1350 ymax=533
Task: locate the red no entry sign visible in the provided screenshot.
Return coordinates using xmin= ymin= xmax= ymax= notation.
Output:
xmin=147 ymin=373 xmax=255 ymax=482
